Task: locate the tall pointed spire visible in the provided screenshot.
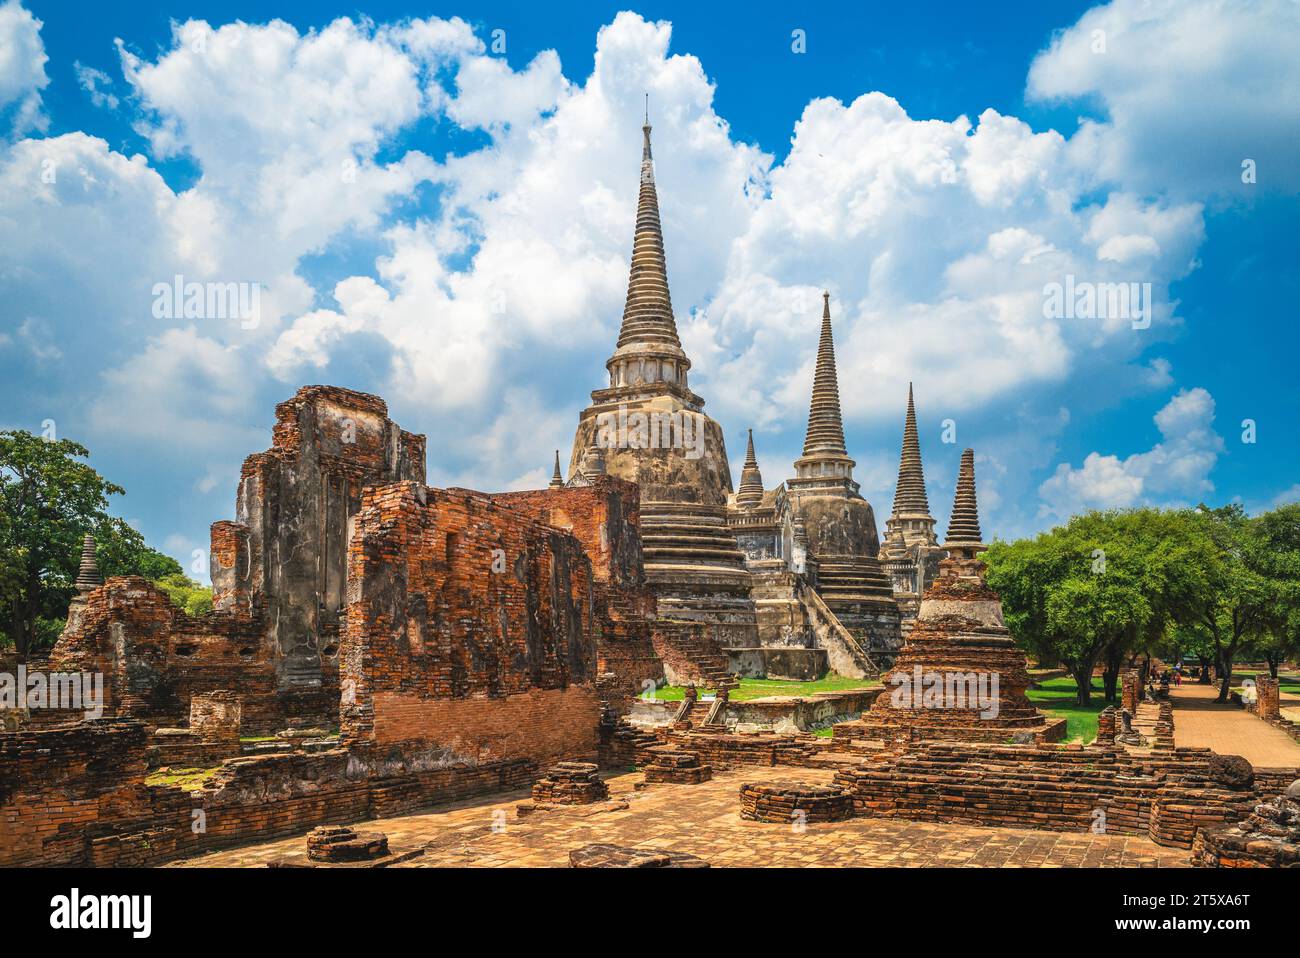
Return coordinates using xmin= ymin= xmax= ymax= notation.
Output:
xmin=735 ymin=429 xmax=765 ymax=508
xmin=548 ymin=450 xmax=564 ymax=489
xmin=943 ymin=448 xmax=985 ymax=557
xmin=74 ymin=534 xmax=102 ymax=592
xmin=613 ymin=108 xmax=683 ymax=354
xmin=801 ymin=292 xmax=849 ymax=458
xmin=890 ymin=383 xmax=931 ymax=517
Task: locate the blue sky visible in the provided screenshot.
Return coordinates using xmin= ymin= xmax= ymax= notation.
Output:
xmin=1 ymin=0 xmax=1297 ymax=581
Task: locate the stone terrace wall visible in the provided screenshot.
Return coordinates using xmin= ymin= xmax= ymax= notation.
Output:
xmin=340 ymin=483 xmax=601 ymax=767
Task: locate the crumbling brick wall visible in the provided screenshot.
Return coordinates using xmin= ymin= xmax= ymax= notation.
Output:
xmin=492 ymin=478 xmax=664 ymax=712
xmin=50 ymin=386 xmax=426 ymax=733
xmin=340 ymin=483 xmax=601 ymax=767
xmin=1256 ymin=675 xmax=1280 ymax=721
xmin=212 ymin=385 xmax=425 ymax=690
xmin=0 ymin=719 xmax=152 ymax=867
xmin=832 ymin=741 xmax=1262 ymax=848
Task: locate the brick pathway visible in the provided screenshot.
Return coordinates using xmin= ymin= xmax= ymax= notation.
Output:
xmin=171 ymin=766 xmax=1187 ymax=869
xmin=1171 ymin=681 xmax=1300 ymax=768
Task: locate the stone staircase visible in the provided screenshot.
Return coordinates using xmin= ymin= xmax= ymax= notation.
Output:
xmin=652 ymin=620 xmax=738 ymax=691
xmin=797 ymin=582 xmax=881 ymax=679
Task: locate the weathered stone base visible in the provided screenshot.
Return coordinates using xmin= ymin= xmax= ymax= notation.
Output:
xmin=306 ymin=825 xmax=389 ymax=862
xmin=833 ymin=741 xmax=1261 ymax=848
xmin=739 ymin=781 xmax=853 ymax=823
xmin=531 ymin=762 xmax=609 ymax=805
xmin=642 ymin=746 xmax=712 ymax=784
xmin=726 ymin=647 xmax=827 ymax=680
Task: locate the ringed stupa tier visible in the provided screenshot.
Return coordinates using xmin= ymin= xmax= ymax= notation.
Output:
xmin=568 ymin=117 xmax=758 ymax=646
xmin=878 ymin=383 xmax=945 ymax=636
xmin=784 ymin=294 xmax=901 ymax=660
xmin=859 ymin=449 xmax=1063 ymax=743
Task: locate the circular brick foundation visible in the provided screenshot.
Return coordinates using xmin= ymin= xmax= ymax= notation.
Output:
xmin=739 ymin=781 xmax=853 ymax=824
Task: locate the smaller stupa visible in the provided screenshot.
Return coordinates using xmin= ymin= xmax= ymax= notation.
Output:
xmin=858 ymin=449 xmax=1062 ymax=743
xmin=734 ymin=430 xmax=765 ymax=509
xmin=63 ymin=533 xmax=104 ymax=637
xmin=74 ymin=534 xmax=103 ymax=593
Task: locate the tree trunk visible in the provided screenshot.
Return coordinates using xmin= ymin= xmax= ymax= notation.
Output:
xmin=1197 ymin=656 xmax=1212 ymax=683
xmin=1215 ymin=648 xmax=1234 ymax=703
xmin=1102 ymin=641 xmax=1125 ymax=703
xmin=1070 ymin=655 xmax=1097 ymax=706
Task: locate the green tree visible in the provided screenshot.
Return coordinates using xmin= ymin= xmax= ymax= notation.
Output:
xmin=1243 ymin=503 xmax=1300 ymax=678
xmin=154 ymin=573 xmax=214 ymax=617
xmin=988 ymin=509 xmax=1192 ymax=705
xmin=95 ymin=516 xmax=183 ymax=581
xmin=1166 ymin=505 xmax=1270 ymax=702
xmin=0 ymin=431 xmax=124 ymax=660
xmin=0 ymin=430 xmax=192 ymax=660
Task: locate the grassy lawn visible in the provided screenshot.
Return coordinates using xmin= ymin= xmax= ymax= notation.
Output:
xmin=644 ymin=673 xmax=1117 ymax=743
xmin=644 ymin=674 xmax=878 ymax=703
xmin=145 ymin=765 xmax=223 ymax=792
xmin=1026 ymin=676 xmax=1111 ymax=743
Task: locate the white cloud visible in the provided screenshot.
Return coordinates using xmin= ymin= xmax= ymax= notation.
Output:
xmin=88 ymin=326 xmax=265 ymax=452
xmin=2 ymin=2 xmax=1291 ymax=541
xmin=0 ymin=0 xmax=47 ymax=135
xmin=1269 ymin=484 xmax=1300 ymax=509
xmin=1027 ymin=0 xmax=1300 ymax=197
xmin=268 ymin=11 xmax=770 ymax=419
xmin=74 ymin=61 xmax=118 ymax=109
xmin=1038 ymin=386 xmax=1224 ymax=517
xmin=696 ymin=96 xmax=1202 ymax=434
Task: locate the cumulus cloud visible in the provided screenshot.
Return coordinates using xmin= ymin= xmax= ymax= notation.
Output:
xmin=1 ymin=1 xmax=1293 ymax=561
xmin=267 ymin=11 xmax=769 ymax=421
xmin=1038 ymin=386 xmax=1224 ymax=517
xmin=696 ymin=96 xmax=1202 ymax=434
xmin=1027 ymin=0 xmax=1300 ymax=197
xmin=0 ymin=0 xmax=48 ymax=134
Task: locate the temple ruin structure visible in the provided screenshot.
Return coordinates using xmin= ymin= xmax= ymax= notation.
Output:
xmin=878 ymin=384 xmax=945 ymax=637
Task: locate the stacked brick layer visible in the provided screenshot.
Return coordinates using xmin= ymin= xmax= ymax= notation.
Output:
xmin=739 ymin=781 xmax=853 ymax=823
xmin=531 ymin=762 xmax=609 ymax=805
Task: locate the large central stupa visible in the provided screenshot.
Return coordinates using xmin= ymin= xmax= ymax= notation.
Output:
xmin=566 ymin=118 xmax=758 ymax=647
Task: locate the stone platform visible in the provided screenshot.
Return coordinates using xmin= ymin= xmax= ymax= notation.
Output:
xmin=173 ymin=767 xmax=1189 ymax=868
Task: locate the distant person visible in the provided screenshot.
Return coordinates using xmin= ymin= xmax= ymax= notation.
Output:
xmin=1173 ymin=663 xmax=1182 ymax=687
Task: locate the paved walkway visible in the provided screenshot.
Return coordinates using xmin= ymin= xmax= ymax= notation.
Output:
xmin=1170 ymin=681 xmax=1300 ymax=768
xmin=171 ymin=766 xmax=1187 ymax=869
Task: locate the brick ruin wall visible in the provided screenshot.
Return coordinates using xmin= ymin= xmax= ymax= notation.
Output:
xmin=47 ymin=386 xmax=425 ymax=734
xmin=490 ymin=479 xmax=665 ymax=713
xmin=831 ymin=741 xmax=1266 ymax=849
xmin=339 ymin=482 xmax=602 ymax=769
xmin=2 ymin=478 xmax=625 ymax=866
xmin=0 ymin=718 xmax=535 ymax=867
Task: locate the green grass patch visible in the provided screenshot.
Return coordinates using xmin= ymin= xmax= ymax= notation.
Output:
xmin=1026 ymin=676 xmax=1111 ymax=743
xmin=145 ymin=765 xmax=223 ymax=792
xmin=643 ymin=674 xmax=879 ymax=703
